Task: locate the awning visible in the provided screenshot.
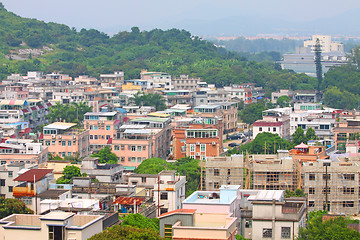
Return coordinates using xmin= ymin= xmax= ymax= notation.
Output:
xmin=113 ymin=197 xmax=145 ymax=206
xmin=295 ymin=142 xmax=309 ymax=149
xmin=107 ymin=138 xmax=112 ymax=144
xmin=24 ymin=128 xmax=31 ymax=134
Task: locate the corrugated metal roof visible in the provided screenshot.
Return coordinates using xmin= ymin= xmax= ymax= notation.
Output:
xmin=113 ymin=197 xmax=144 ymax=206
xmin=44 ymin=122 xmax=76 ymax=130
xmin=249 ymin=190 xmax=284 ymax=202
xmin=124 ymin=129 xmax=151 ymax=134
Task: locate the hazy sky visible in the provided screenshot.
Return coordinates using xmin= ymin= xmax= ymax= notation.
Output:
xmin=2 ymin=0 xmax=359 ymax=35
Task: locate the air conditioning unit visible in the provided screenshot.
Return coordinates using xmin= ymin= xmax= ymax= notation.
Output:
xmin=51 ymin=134 xmax=56 ymax=139
xmin=73 ymin=135 xmax=76 ymax=139
xmin=102 ymin=121 xmax=105 ymax=124
xmin=58 ymin=135 xmax=62 ymax=139
xmin=196 ymin=142 xmax=200 ymax=145
xmin=196 ymin=152 xmax=200 ymax=156
xmin=212 ymin=142 xmax=216 ymax=145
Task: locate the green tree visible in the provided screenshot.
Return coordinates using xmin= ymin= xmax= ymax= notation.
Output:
xmin=315 ymin=38 xmax=322 ymax=91
xmin=46 ymin=102 xmax=92 ymax=125
xmin=130 ymin=92 xmax=167 ymax=111
xmin=292 ymin=127 xmax=307 ymax=145
xmin=91 ymin=146 xmax=118 ymax=164
xmin=323 ymin=86 xmax=359 ymax=110
xmin=0 ymin=197 xmax=33 ymax=218
xmin=305 ymin=127 xmax=318 ymax=141
xmin=285 ymin=189 xmax=305 ymax=198
xmin=89 ymin=225 xmax=163 ymax=240
xmin=239 ymin=102 xmax=267 ymax=124
xmin=120 ymin=213 xmax=159 ymax=232
xmin=134 ymin=158 xmax=167 ymax=174
xmin=276 ymin=95 xmax=291 ymax=108
xmin=56 ymin=165 xmax=85 ymax=184
xmin=298 ymin=210 xmax=360 ymax=240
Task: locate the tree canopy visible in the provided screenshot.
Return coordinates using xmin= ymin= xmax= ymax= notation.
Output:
xmin=89 ymin=225 xmax=163 ymax=240
xmin=135 ymin=157 xmax=200 ymax=197
xmin=130 ymin=92 xmax=167 ymax=111
xmin=47 ymin=102 xmax=92 ymax=125
xmin=239 ymin=102 xmax=267 ymax=124
xmin=0 ymin=197 xmax=33 ymax=218
xmin=91 ymin=146 xmax=118 ymax=164
xmin=56 ymin=165 xmax=86 ymax=184
xmin=120 ymin=213 xmax=159 ymax=232
xmin=298 ymin=210 xmax=360 ymax=240
xmin=292 ymin=127 xmax=307 ymax=146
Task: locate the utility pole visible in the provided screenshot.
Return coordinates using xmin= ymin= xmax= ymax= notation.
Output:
xmin=323 ymin=161 xmax=330 ymax=211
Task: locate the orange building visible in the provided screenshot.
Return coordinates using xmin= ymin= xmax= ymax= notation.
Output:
xmin=289 ymin=142 xmax=327 ymax=163
xmin=41 ymin=122 xmax=89 ymax=158
xmin=171 ymin=117 xmax=223 ymax=160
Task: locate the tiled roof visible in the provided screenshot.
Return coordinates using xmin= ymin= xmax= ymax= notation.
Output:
xmin=13 ymin=169 xmax=53 ymax=182
xmin=113 ymin=197 xmax=145 ymax=206
xmin=253 ymin=121 xmax=283 ymax=127
xmin=158 ymin=208 xmax=196 ymax=218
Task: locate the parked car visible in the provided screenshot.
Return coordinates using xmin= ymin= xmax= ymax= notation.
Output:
xmin=228 ymin=143 xmax=240 ymax=147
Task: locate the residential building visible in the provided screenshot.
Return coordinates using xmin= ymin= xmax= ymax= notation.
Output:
xmin=100 ymin=71 xmax=124 ymax=87
xmin=84 ymin=111 xmax=122 ymax=152
xmin=0 ymin=140 xmax=48 ymax=166
xmin=41 ymin=122 xmax=89 ymax=158
xmin=170 ymin=117 xmax=223 ymax=160
xmin=249 ymin=190 xmax=307 ymax=240
xmin=0 ymin=212 xmax=104 ymax=240
xmin=253 ymin=108 xmax=291 ymax=139
xmin=303 ymin=159 xmax=360 ymax=214
xmin=289 ymin=142 xmax=327 ymax=163
xmin=303 ymin=35 xmax=344 ymax=53
xmin=171 ymin=75 xmax=201 ymax=90
xmin=112 ymin=117 xmax=172 ymax=169
xmin=162 ymin=90 xmax=192 ymax=107
xmin=201 ymin=155 xmax=245 ymax=190
xmin=271 ymin=89 xmax=293 ymax=104
xmin=140 ymin=70 xmax=172 ymax=90
xmin=81 ymin=157 xmax=123 ymax=183
xmin=0 ymin=163 xmax=26 ymax=198
xmin=13 ymin=169 xmax=54 ymax=213
xmin=159 ymin=209 xmax=237 ymax=240
xmin=333 ymin=118 xmax=360 ymax=153
xmin=153 ymin=170 xmax=186 ymax=216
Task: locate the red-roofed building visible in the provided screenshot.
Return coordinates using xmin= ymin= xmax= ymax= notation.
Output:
xmin=13 ymin=169 xmax=54 ymax=213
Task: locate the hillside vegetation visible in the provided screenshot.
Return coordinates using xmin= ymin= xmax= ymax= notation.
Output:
xmin=0 ymin=2 xmax=317 ymax=95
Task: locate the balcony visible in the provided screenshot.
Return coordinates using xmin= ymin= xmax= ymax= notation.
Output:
xmin=13 ymin=183 xmax=35 ymax=197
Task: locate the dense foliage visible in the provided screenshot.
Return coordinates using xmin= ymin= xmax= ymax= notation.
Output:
xmin=56 ymin=165 xmax=85 ymax=184
xmin=89 ymin=225 xmax=163 ymax=240
xmin=135 ymin=157 xmax=200 ymax=196
xmin=298 ymin=210 xmax=360 ymax=240
xmin=0 ymin=4 xmax=316 ymax=96
xmin=285 ymin=189 xmax=305 ymax=198
xmin=130 ymin=92 xmax=167 ymax=111
xmin=0 ymin=197 xmax=33 ymax=218
xmin=228 ymin=132 xmax=292 ymax=155
xmin=47 ymin=102 xmax=92 ymax=125
xmin=120 ymin=213 xmax=159 ymax=232
xmin=91 ymin=146 xmax=118 ymax=164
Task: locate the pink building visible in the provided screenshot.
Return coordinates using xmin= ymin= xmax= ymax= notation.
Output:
xmin=111 ymin=117 xmax=172 ymax=169
xmin=41 ymin=122 xmax=89 ymax=158
xmin=84 ymin=111 xmax=122 ymax=153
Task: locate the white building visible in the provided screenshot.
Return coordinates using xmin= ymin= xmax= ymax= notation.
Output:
xmin=303 ymin=35 xmax=344 ymax=53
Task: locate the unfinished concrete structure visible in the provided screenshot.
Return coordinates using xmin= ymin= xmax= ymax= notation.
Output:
xmin=303 ymin=159 xmax=360 ymax=214
xmin=250 ymin=151 xmax=300 ymax=191
xmin=201 ymin=155 xmax=245 ymax=190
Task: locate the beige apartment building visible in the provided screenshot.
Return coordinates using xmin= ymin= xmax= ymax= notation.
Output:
xmin=0 ymin=212 xmax=103 ymax=240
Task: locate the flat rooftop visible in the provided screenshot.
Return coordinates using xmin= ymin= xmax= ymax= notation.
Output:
xmin=44 ymin=122 xmax=76 ymax=130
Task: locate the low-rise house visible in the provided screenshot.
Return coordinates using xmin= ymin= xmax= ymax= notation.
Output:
xmin=81 ymin=157 xmax=123 ymax=183
xmin=0 ymin=163 xmax=26 ymax=198
xmin=0 ymin=212 xmax=104 ymax=240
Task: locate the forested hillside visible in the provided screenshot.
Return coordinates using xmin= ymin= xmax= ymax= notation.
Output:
xmin=0 ymin=3 xmax=317 ymax=95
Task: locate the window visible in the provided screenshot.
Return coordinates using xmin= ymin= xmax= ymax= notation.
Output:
xmin=131 ymin=157 xmax=136 ymax=162
xmin=309 ymin=174 xmax=315 ymax=181
xmin=190 ymin=144 xmax=195 ymax=152
xmin=94 ymin=126 xmax=98 ymax=130
xmin=343 ymin=187 xmax=355 ymax=194
xmin=322 ymin=187 xmax=330 ymax=194
xmin=45 ymin=141 xmax=50 ymax=146
xmin=121 ymin=157 xmax=125 ymax=162
xmin=0 ymin=179 xmax=5 ymax=186
xmin=160 ymin=192 xmax=168 ymax=200
xmin=309 ymin=201 xmax=315 ymax=207
xmin=131 ymin=146 xmax=136 ymax=151
xmin=67 ymin=152 xmax=71 ymax=157
xmin=309 ymin=187 xmax=315 ymax=194
xmin=263 ymin=228 xmax=272 ymax=238
xmin=106 ymin=135 xmax=110 ymax=140
xmin=245 ymin=219 xmax=252 ymax=228
xmin=344 ymin=174 xmax=355 ymax=181
xmin=68 ymin=141 xmax=71 ymax=146
xmin=200 ymin=144 xmax=206 ymax=152
xmin=214 ymin=169 xmax=220 ymax=176
xmin=281 ymin=227 xmax=291 ymax=239
xmin=114 ymin=145 xmax=120 ymax=151
xmin=8 ymin=172 xmax=12 ymax=177
xmin=273 ymin=127 xmax=276 ymax=132
xmin=8 ymin=186 xmax=13 ymax=192
xmin=90 ymin=135 xmax=93 ymax=140
xmin=323 ymin=174 xmax=331 ymax=180
xmin=259 ymin=127 xmax=262 ymax=132
xmin=343 ymin=201 xmax=354 ymax=207
xmin=137 ymin=157 xmax=142 ymax=162
xmin=143 ymin=146 xmax=146 ymax=150
xmin=106 ymin=125 xmax=110 ymax=130
xmin=142 ymin=177 xmax=146 ymax=183
xmin=137 ymin=146 xmax=142 ymax=151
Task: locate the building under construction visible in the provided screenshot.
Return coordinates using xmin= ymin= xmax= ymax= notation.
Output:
xmin=303 ymin=159 xmax=360 ymax=214
xmin=201 ymin=155 xmax=244 ymax=190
